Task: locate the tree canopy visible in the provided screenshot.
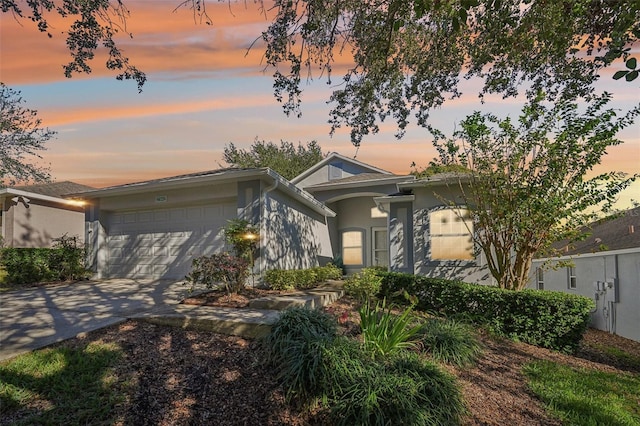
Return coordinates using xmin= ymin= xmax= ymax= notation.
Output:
xmin=429 ymin=93 xmax=639 ymax=290
xmin=223 ymin=139 xmax=325 ymax=180
xmin=2 ymin=1 xmax=638 ymax=143
xmin=0 ymin=83 xmax=54 ymax=186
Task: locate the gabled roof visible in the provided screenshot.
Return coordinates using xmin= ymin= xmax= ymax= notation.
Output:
xmin=14 ymin=181 xmax=95 ymax=197
xmin=553 ymin=207 xmax=640 ymax=255
xmin=68 ymin=168 xmax=336 ymax=218
xmin=290 ymin=152 xmax=392 ymax=184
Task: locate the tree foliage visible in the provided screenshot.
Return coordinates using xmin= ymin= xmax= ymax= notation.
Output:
xmin=3 ymin=1 xmax=637 ymax=144
xmin=223 ymin=139 xmax=325 ymax=180
xmin=430 ymin=93 xmax=639 ymax=290
xmin=259 ymin=0 xmax=640 ymax=145
xmin=0 ymin=83 xmax=54 ymax=186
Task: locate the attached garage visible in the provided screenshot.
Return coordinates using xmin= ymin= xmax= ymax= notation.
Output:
xmin=105 ymin=202 xmax=235 ymax=279
xmin=72 ymin=168 xmax=336 ymax=282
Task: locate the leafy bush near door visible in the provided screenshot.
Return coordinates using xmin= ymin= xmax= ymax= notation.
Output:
xmin=264 ymin=264 xmax=342 ymax=290
xmin=343 ymin=267 xmax=383 ymax=301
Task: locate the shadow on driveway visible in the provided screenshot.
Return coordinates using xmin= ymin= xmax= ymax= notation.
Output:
xmin=0 ymin=279 xmax=193 ymax=361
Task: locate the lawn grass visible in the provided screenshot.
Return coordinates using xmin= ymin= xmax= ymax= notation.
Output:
xmin=523 ymin=360 xmax=640 ymax=426
xmin=0 ymin=341 xmax=125 ymax=425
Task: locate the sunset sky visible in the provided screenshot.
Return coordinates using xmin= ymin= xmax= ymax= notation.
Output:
xmin=1 ymin=1 xmax=638 ymax=205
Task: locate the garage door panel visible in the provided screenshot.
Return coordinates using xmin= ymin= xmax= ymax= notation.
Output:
xmin=106 ymin=202 xmax=234 ymax=279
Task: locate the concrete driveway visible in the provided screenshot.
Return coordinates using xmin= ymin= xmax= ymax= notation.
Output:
xmin=0 ymin=279 xmax=195 ymax=361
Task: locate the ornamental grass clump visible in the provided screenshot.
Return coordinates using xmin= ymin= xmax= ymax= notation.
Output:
xmin=418 ymin=317 xmax=483 ymax=367
xmin=261 ymin=306 xmax=338 ymax=403
xmin=359 ymin=298 xmax=422 ymax=359
xmin=321 ymin=340 xmax=465 ymax=426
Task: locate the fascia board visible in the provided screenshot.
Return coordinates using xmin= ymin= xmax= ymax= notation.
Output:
xmin=373 ymin=194 xmax=415 ymax=203
xmin=397 ymin=174 xmax=471 ymax=190
xmin=305 ymin=175 xmax=415 ymax=192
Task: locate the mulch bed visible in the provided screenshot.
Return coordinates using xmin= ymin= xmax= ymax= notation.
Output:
xmin=181 ymin=287 xmax=287 ymax=308
xmin=3 ymin=289 xmax=639 ymax=425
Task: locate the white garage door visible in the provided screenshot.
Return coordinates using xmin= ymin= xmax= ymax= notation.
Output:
xmin=106 ymin=203 xmax=236 ymax=279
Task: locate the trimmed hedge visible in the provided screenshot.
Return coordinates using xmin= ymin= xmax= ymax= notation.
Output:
xmin=0 ymin=237 xmax=88 ymax=285
xmin=378 ymin=271 xmax=594 ymax=353
xmin=265 ymin=264 xmax=343 ymax=291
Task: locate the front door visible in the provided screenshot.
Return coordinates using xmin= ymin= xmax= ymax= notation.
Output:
xmin=372 ymin=227 xmax=389 ymax=268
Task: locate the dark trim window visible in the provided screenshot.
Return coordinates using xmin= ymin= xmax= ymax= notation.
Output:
xmin=568 ymin=266 xmax=577 ymax=289
xmin=536 ymin=267 xmax=544 ymax=290
xmin=429 ymin=208 xmax=474 ymax=261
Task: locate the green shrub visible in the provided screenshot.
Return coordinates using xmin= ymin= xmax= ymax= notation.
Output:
xmin=344 ymin=267 xmax=383 ymax=301
xmin=49 ymin=235 xmax=88 ymax=281
xmin=264 ymin=269 xmax=297 ymax=290
xmin=265 ymin=264 xmax=343 ymax=291
xmin=312 ymin=264 xmax=343 ymax=281
xmin=418 ymin=318 xmax=483 ymax=367
xmin=322 ymin=341 xmax=465 ymax=426
xmin=0 ymin=235 xmax=88 ymax=285
xmin=185 ymin=252 xmax=250 ymax=294
xmin=261 ymin=306 xmax=338 ymax=402
xmin=359 ymin=299 xmax=421 ymax=358
xmin=223 ymin=219 xmax=259 ymax=261
xmin=378 ymin=271 xmax=594 ymax=353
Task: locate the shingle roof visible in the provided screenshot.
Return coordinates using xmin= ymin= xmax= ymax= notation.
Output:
xmin=79 ymin=168 xmax=249 ymax=194
xmin=554 ymin=207 xmax=640 ymax=255
xmin=14 ymin=181 xmax=95 ymax=198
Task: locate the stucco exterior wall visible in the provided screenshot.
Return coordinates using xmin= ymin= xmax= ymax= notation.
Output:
xmin=401 ymin=185 xmax=492 ymax=284
xmin=4 ymin=199 xmax=84 ymax=248
xmin=261 ymin=187 xmax=332 ymax=271
xmin=529 ymin=250 xmax=640 ymax=342
xmin=97 ymin=182 xmax=237 ymax=212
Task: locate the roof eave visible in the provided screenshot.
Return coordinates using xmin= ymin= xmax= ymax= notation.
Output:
xmin=68 ymin=169 xmax=272 ymax=199
xmin=0 ymin=188 xmax=85 ymax=207
xmin=266 ymin=169 xmax=337 ymax=218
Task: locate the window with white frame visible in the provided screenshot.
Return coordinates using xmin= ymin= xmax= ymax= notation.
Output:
xmin=342 ymin=230 xmax=364 ymax=265
xmin=536 ymin=267 xmax=544 ymax=290
xmin=568 ymin=266 xmax=577 ymax=289
xmin=429 ymin=208 xmax=474 ymax=261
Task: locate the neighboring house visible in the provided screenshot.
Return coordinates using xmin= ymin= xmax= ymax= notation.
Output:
xmin=0 ymin=181 xmax=93 ymax=248
xmin=69 ymin=153 xmax=492 ymax=285
xmin=528 ymin=207 xmax=640 ymax=342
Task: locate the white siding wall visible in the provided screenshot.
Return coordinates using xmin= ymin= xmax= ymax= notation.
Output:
xmin=530 ymin=250 xmax=640 ymax=342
